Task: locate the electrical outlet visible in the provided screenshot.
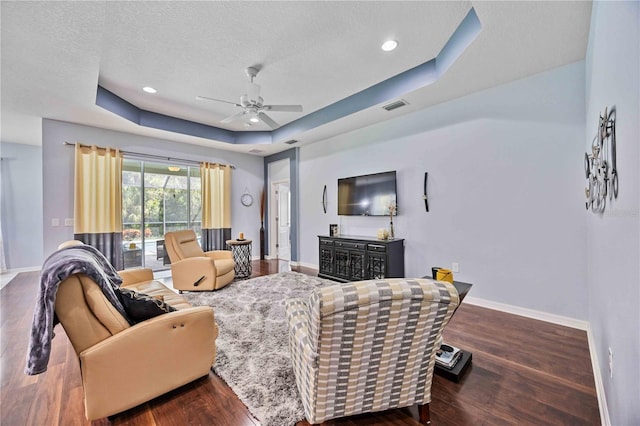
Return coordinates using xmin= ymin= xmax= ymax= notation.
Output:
xmin=51 ymin=218 xmax=59 ymax=227
xmin=452 ymin=262 xmax=460 ymax=273
xmin=64 ymin=218 xmax=74 ymax=227
xmin=608 ymin=347 xmax=613 ymax=379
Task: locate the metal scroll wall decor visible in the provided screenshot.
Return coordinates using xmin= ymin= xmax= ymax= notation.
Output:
xmin=422 ymin=172 xmax=429 ymax=212
xmin=322 ymin=185 xmax=328 ymax=214
xmin=585 ymin=107 xmax=618 ymax=213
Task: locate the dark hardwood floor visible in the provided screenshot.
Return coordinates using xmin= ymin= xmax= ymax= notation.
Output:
xmin=1 ymin=260 xmax=600 ymax=425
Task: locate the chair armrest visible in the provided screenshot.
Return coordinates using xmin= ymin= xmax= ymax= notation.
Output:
xmin=170 ymin=258 xmax=217 ymax=290
xmin=117 ymin=268 xmax=154 ymax=286
xmin=285 ymin=298 xmax=318 ymax=367
xmin=205 ymin=250 xmax=233 ymax=260
xmin=79 ymin=307 xmax=218 ymax=420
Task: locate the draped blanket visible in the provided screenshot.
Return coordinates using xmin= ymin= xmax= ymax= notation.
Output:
xmin=25 ymin=245 xmax=128 ymax=375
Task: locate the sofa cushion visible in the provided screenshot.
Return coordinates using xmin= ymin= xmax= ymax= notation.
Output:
xmin=214 ymin=259 xmax=235 ymax=276
xmin=116 ymin=288 xmax=177 ymax=324
xmin=80 ymin=275 xmax=130 ymax=334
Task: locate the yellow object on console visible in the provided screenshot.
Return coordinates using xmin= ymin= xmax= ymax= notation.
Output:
xmin=436 ymin=268 xmax=454 ymax=283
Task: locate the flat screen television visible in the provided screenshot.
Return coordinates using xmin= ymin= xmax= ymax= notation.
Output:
xmin=338 ymin=171 xmax=397 ymax=216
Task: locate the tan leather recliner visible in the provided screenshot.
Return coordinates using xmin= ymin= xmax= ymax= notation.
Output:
xmin=54 ymin=266 xmax=218 ymax=421
xmin=164 ymin=230 xmax=235 ymax=291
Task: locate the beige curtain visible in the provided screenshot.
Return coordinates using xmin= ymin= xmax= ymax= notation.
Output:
xmin=201 ymin=162 xmax=231 ymax=250
xmin=73 ymin=144 xmax=124 ymax=268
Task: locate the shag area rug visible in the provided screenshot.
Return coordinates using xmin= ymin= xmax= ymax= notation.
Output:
xmin=183 ymin=271 xmax=334 ymax=426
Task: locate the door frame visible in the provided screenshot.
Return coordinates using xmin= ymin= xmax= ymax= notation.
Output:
xmin=269 ymin=179 xmax=290 ymax=260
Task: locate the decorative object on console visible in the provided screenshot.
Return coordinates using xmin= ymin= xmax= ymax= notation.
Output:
xmin=329 ymin=224 xmax=339 ymax=237
xmin=387 ymin=202 xmax=397 ymax=238
xmin=377 ymin=228 xmax=389 ymax=240
xmin=423 ymin=172 xmax=429 ymax=212
xmin=585 ymin=106 xmax=617 ymax=213
xmin=322 ymin=185 xmax=328 ymax=214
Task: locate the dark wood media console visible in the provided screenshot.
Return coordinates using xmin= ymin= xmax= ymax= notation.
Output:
xmin=317 ymin=235 xmax=405 ymax=282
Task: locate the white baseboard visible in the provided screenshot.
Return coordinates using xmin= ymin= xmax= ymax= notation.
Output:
xmin=292 ymin=261 xmax=317 ymax=270
xmin=0 ymin=265 xmax=41 ymax=290
xmin=586 ymin=323 xmax=611 ymax=426
xmin=464 ymin=295 xmax=609 ymax=425
xmin=463 ymin=296 xmax=589 ymax=330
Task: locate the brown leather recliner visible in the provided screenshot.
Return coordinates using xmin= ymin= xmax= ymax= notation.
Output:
xmin=164 ymin=230 xmax=235 ymax=292
xmin=54 ymin=266 xmax=218 ymax=421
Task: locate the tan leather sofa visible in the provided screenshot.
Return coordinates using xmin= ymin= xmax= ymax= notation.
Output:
xmin=54 ymin=266 xmax=218 ymax=420
xmin=164 ymin=230 xmax=235 ymax=291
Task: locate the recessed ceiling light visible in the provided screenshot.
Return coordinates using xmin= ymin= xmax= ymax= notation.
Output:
xmin=381 ymin=40 xmax=398 ymax=52
xmin=249 ymin=117 xmax=260 ymax=123
xmin=142 ymin=86 xmax=157 ymax=94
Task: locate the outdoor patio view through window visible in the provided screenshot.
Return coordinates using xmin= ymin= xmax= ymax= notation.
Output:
xmin=122 ymin=159 xmax=201 ymax=270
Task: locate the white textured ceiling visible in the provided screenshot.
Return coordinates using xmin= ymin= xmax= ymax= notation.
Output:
xmin=1 ymin=1 xmax=591 ymax=156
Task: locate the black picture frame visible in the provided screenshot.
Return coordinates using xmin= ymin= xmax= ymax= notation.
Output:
xmin=329 ymin=224 xmax=338 ymax=236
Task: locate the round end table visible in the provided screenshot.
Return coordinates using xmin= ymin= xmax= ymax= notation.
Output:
xmin=226 ymin=239 xmax=253 ymax=279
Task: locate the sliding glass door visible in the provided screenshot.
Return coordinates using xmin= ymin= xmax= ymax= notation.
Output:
xmin=122 ymin=159 xmax=201 ymax=270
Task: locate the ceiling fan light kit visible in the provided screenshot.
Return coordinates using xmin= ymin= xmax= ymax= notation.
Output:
xmin=197 ymin=66 xmax=303 ymax=130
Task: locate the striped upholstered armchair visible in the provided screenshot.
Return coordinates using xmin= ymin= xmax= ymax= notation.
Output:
xmin=285 ymin=278 xmax=459 ymax=425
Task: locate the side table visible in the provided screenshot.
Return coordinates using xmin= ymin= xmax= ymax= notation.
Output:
xmin=226 ymin=239 xmax=253 ymax=279
xmin=422 ymin=276 xmax=474 ymax=382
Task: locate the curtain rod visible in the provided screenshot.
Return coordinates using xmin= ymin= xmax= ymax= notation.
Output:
xmin=63 ymin=141 xmax=235 ymax=169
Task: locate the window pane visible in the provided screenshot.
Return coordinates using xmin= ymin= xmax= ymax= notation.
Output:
xmin=190 ymin=166 xmax=202 ymax=238
xmin=122 ymin=159 xmax=143 ymax=268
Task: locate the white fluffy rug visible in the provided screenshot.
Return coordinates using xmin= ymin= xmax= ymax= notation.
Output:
xmin=183 ymin=271 xmax=333 ymax=426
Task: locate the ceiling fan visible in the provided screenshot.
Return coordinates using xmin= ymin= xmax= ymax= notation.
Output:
xmin=196 ymin=67 xmax=303 ymax=129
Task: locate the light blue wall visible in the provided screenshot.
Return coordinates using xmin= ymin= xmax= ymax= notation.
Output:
xmin=299 ymin=61 xmax=588 ymax=320
xmin=41 ymin=120 xmax=264 ymax=258
xmin=585 ymin=2 xmax=640 ymax=424
xmin=0 ymin=142 xmax=44 ymax=268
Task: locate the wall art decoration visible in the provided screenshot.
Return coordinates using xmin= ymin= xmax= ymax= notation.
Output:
xmin=322 ymin=185 xmax=328 ymax=214
xmin=585 ymin=106 xmax=617 ymax=213
xmin=422 ymin=172 xmax=429 ymax=212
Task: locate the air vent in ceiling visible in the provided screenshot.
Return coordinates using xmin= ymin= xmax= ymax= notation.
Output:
xmin=248 ymin=149 xmax=264 ymax=154
xmin=284 ymin=139 xmax=298 ymax=145
xmin=382 ymin=99 xmax=409 ymax=111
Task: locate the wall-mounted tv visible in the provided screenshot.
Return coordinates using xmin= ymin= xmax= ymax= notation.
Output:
xmin=338 ymin=171 xmax=397 ymax=216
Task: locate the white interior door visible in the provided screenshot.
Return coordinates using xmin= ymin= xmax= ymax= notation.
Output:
xmin=275 ymin=182 xmax=291 ymax=261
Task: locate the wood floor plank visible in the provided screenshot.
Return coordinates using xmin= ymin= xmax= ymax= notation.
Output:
xmin=0 ymin=262 xmax=600 ymax=425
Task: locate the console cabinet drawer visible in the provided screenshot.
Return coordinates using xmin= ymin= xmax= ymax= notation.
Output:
xmin=320 ymin=239 xmax=334 ymax=247
xmin=367 ymin=244 xmax=387 ymax=253
xmin=335 ymin=241 xmax=365 ymax=250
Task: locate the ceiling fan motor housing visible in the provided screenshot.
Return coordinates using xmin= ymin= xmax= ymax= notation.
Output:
xmin=241 ymin=93 xmax=263 ymax=108
xmin=245 ymin=82 xmax=262 ymax=105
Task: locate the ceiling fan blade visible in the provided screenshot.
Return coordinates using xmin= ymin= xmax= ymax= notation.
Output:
xmin=196 ymin=95 xmax=241 ymax=107
xmin=263 ymin=104 xmax=303 ymax=112
xmin=258 ymin=112 xmax=279 ymax=129
xmin=221 ymin=110 xmax=247 ymax=124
